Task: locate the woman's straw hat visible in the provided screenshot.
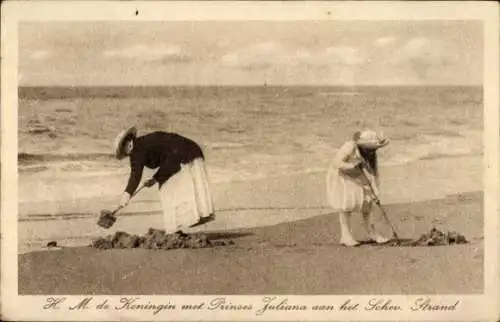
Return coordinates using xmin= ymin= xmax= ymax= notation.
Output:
xmin=114 ymin=126 xmax=137 ymax=160
xmin=354 ymin=130 xmax=390 ymax=150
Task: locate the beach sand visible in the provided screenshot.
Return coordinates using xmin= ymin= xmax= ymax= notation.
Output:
xmin=18 ymin=156 xmax=484 ymax=295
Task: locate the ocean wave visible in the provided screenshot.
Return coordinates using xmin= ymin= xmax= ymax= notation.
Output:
xmin=381 ymin=130 xmax=482 ymax=166
xmin=18 ymin=130 xmax=482 ymax=182
xmin=18 ymin=152 xmax=123 ymax=177
xmin=207 ymin=142 xmax=249 ymax=150
xmin=417 ymin=151 xmax=482 ymax=161
xmin=18 ymin=152 xmax=114 ymax=164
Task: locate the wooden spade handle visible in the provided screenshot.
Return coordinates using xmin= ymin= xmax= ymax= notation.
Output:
xmin=358 ymin=166 xmax=400 ymax=240
xmin=110 ymin=183 xmax=148 ymax=216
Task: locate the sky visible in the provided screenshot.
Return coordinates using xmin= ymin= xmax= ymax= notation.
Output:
xmin=19 ymin=21 xmax=483 ymax=86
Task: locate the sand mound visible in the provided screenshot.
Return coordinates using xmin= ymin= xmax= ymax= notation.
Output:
xmin=385 ymin=227 xmax=468 ymax=247
xmin=413 ymin=227 xmax=468 ymax=246
xmin=90 ymin=228 xmax=234 ymax=250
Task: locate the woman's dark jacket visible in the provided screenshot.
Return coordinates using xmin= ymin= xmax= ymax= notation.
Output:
xmin=124 ymin=131 xmax=204 ymax=195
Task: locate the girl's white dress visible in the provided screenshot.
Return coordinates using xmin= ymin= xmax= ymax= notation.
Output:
xmin=326 ymin=140 xmax=379 ymax=213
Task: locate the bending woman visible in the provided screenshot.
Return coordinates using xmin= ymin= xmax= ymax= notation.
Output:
xmin=114 ymin=126 xmax=215 ymax=235
xmin=326 ymin=130 xmax=390 ymax=247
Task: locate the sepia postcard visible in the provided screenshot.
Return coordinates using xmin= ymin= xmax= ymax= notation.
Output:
xmin=1 ymin=1 xmax=499 ymax=321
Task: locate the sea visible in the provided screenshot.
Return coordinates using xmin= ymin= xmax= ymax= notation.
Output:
xmin=18 ymin=85 xmax=483 ymax=183
xmin=16 ymin=85 xmax=484 ymax=252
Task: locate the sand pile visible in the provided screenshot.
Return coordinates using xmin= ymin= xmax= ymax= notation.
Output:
xmin=412 ymin=227 xmax=468 ymax=246
xmin=91 ymin=228 xmax=234 ymax=250
xmin=385 ymin=227 xmax=468 ymax=247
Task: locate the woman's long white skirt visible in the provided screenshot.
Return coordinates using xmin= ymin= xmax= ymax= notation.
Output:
xmin=159 ymin=158 xmax=215 ymax=233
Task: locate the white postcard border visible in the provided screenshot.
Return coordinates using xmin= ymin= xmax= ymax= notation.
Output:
xmin=1 ymin=1 xmax=498 ymax=321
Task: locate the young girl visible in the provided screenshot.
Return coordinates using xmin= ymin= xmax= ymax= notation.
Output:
xmin=326 ymin=130 xmax=390 ymax=247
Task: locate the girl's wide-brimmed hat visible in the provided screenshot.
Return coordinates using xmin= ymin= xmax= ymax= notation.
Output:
xmin=114 ymin=126 xmax=137 ymax=160
xmin=354 ymin=130 xmax=390 ymax=150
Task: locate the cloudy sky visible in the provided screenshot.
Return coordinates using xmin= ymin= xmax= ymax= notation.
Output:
xmin=19 ymin=21 xmax=483 ymax=86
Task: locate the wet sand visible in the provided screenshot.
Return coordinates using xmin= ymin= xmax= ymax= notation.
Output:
xmin=18 ymin=158 xmax=484 ymax=295
xmin=18 ymin=156 xmax=482 ymax=253
xmin=19 ymin=192 xmax=483 ymax=294
xmin=18 ymin=156 xmax=484 ymax=295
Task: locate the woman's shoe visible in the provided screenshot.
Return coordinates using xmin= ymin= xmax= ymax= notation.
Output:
xmin=175 ymin=230 xmax=189 ymax=238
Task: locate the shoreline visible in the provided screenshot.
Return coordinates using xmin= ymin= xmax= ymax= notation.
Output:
xmin=18 ymin=155 xmax=483 ymax=255
xmin=18 ymin=157 xmax=483 ymax=252
xmin=19 ymin=156 xmax=483 ymax=217
xmin=17 ymin=141 xmax=484 ymax=295
xmin=19 ymin=190 xmax=484 ymax=254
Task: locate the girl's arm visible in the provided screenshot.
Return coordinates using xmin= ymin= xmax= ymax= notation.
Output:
xmin=360 ymin=166 xmax=380 ymax=200
xmin=332 ymin=141 xmax=358 ymax=170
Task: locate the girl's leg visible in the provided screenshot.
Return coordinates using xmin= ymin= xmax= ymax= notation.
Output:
xmin=362 ymin=206 xmax=389 ymax=244
xmin=339 ymin=211 xmax=359 ymax=247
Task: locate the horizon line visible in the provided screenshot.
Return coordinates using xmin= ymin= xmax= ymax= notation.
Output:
xmin=18 ymin=84 xmax=483 ymax=88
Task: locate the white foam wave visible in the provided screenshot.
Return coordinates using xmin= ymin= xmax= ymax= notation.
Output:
xmin=19 ymin=131 xmax=482 ymax=185
xmin=206 ymin=142 xmax=248 ymax=149
xmin=383 ymin=130 xmax=482 ymax=166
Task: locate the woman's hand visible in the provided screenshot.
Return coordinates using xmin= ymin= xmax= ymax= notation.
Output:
xmin=119 ymin=192 xmax=131 ymax=208
xmin=144 ymin=178 xmax=157 ymax=187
